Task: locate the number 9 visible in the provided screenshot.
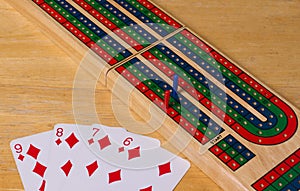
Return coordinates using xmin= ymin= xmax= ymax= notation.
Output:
xmin=14 ymin=144 xmax=23 ymax=153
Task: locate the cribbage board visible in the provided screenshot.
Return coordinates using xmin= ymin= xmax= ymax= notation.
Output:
xmin=6 ymin=0 xmax=299 ymax=190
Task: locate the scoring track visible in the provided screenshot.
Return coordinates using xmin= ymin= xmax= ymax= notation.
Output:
xmin=8 ymin=0 xmax=299 ymax=190
xmin=115 ymin=36 xmax=297 ymax=146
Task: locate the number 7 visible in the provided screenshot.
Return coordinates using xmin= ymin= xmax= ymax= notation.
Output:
xmin=92 ymin=128 xmax=100 ymax=137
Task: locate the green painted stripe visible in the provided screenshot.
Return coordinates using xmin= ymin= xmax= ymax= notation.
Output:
xmin=234 ymin=154 xmax=248 ymax=165
xmin=225 ymin=147 xmax=239 ymax=158
xmin=45 ymin=0 xmax=124 ymax=61
xmin=124 ymin=0 xmax=174 ymax=33
xmin=293 ymin=162 xmax=300 ymax=174
xmin=86 ymin=0 xmax=126 ymax=28
xmin=282 ymin=168 xmax=298 ymax=182
xmin=271 ymin=176 xmax=288 ymax=190
xmin=173 ymin=33 xmax=288 ymax=129
xmin=149 ymin=47 xmax=286 ymax=137
xmin=263 ymin=185 xmax=277 ymax=191
xmin=217 ymin=140 xmax=230 ymax=151
xmin=122 ymin=26 xmax=150 ymax=45
xmin=123 ymin=62 xmax=216 ymax=137
xmin=86 ymin=0 xmax=151 ymax=45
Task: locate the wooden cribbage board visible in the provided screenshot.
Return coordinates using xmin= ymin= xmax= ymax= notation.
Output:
xmin=6 ymin=0 xmax=300 ymax=190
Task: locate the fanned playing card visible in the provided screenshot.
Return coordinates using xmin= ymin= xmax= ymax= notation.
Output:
xmin=45 ymin=124 xmax=190 ymax=190
xmin=10 ymin=131 xmax=51 ymax=191
xmin=78 ymin=124 xmax=184 ymax=169
xmin=10 ymin=124 xmax=190 ymax=191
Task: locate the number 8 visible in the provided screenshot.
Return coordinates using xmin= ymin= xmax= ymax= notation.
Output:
xmin=56 ymin=128 xmax=64 ymax=137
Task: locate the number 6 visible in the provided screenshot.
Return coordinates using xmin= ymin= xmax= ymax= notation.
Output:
xmin=123 ymin=137 xmax=133 ymax=146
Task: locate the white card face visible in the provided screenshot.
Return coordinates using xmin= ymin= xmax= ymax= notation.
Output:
xmin=94 ymin=124 xmax=161 ymax=148
xmin=78 ymin=124 xmax=178 ymax=169
xmin=45 ymin=124 xmax=190 ymax=191
xmin=10 ymin=131 xmax=52 ymax=191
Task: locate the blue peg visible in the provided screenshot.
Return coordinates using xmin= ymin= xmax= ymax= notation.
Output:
xmin=172 ymin=74 xmax=179 ymax=97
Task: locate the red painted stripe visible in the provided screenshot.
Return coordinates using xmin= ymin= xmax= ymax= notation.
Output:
xmin=200 ymin=98 xmax=212 ymax=109
xmin=173 ymin=116 xmax=191 ymax=129
xmin=148 ymin=91 xmax=178 ymax=118
xmin=119 ymin=69 xmax=141 ymax=87
xmin=114 ymin=29 xmax=143 ymax=51
xmin=270 ymin=97 xmax=298 ymax=141
xmin=239 ymin=73 xmax=274 ymax=99
xmin=211 ymin=107 xmax=225 ymax=121
xmin=285 ymin=154 xmax=300 ymax=168
xmin=73 ymin=0 xmax=92 ymax=11
xmin=144 ymin=90 xmax=180 ymax=117
xmin=117 ymin=67 xmax=211 ymax=145
xmin=116 ymin=66 xmax=126 ymax=74
xmin=88 ymin=8 xmax=117 ymax=31
xmin=151 ymin=8 xmax=181 ymax=29
xmin=296 ymin=149 xmax=300 ymax=158
xmin=209 ymin=145 xmax=223 ymax=156
xmin=227 ymin=160 xmax=241 ymax=171
xmin=182 ymin=84 xmax=205 ymax=101
xmin=33 ymin=0 xmax=44 ymax=5
xmin=174 ymin=115 xmax=209 ymax=144
xmin=224 ymin=115 xmax=235 ymax=126
xmin=181 ymin=30 xmax=212 ymax=53
xmin=252 ymin=149 xmax=300 ymax=190
xmin=38 ymin=1 xmax=119 ymax=67
xmin=201 ymin=98 xmax=235 ymax=126
xmin=117 ymin=67 xmax=179 ymax=118
xmin=165 ymin=107 xmax=179 ymax=118
xmin=87 ymin=42 xmax=117 ymax=65
xmin=232 ymin=121 xmax=296 ymax=145
xmin=142 ymin=51 xmax=205 ymax=101
xmin=117 ymin=66 xmax=149 ymax=93
xmin=137 ymin=0 xmax=154 ymax=10
xmin=40 ymin=3 xmax=67 ymax=24
xmin=143 ymin=51 xmax=234 ymax=126
xmin=63 ymin=22 xmax=91 ymax=44
xmin=178 ymin=77 xmax=188 ymax=87
xmin=252 ymin=178 xmax=270 ymax=191
xmin=135 ymin=83 xmax=149 ymax=93
xmin=85 ymin=5 xmax=144 ymax=51
xmin=264 ymin=170 xmax=280 ymax=184
xmin=274 ymin=162 xmax=291 ymax=175
xmin=219 ymin=152 xmax=232 ymax=163
xmin=194 ymin=129 xmax=209 ymax=144
xmin=142 ymin=52 xmax=175 ymax=77
xmin=40 ymin=2 xmax=94 ymax=45
xmin=144 ymin=89 xmax=160 ymax=102
xmin=210 ymin=51 xmax=242 ymax=75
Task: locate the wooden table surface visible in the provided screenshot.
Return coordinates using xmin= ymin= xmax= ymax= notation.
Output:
xmin=0 ymin=0 xmax=299 ymax=190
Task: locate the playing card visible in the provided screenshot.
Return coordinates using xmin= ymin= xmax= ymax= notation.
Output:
xmin=79 ymin=124 xmax=178 ymax=169
xmin=10 ymin=131 xmax=51 ymax=191
xmin=93 ymin=124 xmax=161 ymax=148
xmin=9 ymin=125 xmax=132 ymax=191
xmin=45 ymin=124 xmax=190 ymax=190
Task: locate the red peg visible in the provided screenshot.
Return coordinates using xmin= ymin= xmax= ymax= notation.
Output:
xmin=164 ymin=90 xmax=171 ymax=110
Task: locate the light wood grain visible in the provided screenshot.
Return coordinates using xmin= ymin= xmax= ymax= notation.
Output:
xmin=0 ymin=0 xmax=299 ymax=190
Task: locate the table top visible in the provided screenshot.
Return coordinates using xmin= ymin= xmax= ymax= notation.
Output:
xmin=0 ymin=0 xmax=299 ymax=190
